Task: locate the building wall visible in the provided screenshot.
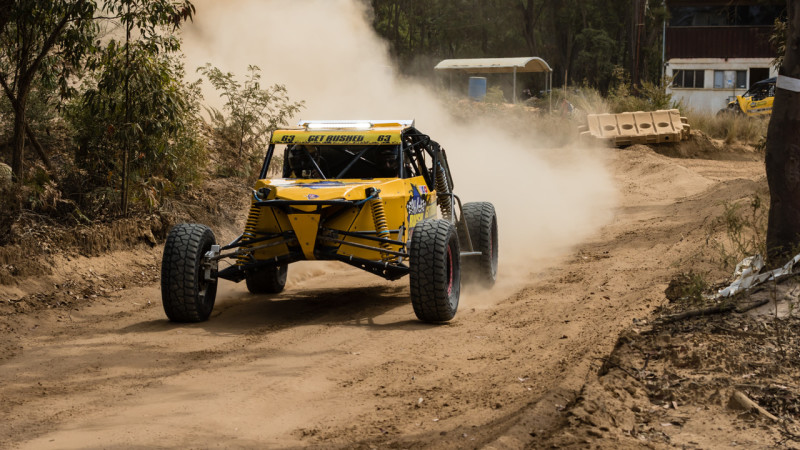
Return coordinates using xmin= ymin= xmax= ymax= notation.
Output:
xmin=666 ymin=26 xmax=773 ymax=59
xmin=665 ymin=58 xmax=776 ymax=112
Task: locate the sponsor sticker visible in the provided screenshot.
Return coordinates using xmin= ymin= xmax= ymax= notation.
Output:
xmin=271 ymin=130 xmax=401 ymax=145
xmin=407 ymin=185 xmax=427 ymax=229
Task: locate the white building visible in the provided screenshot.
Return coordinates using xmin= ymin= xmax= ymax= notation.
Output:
xmin=664 ymin=1 xmax=783 ymax=113
xmin=666 ymin=58 xmax=776 ymax=113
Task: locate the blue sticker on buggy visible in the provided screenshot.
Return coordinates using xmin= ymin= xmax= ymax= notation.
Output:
xmin=407 ymin=185 xmax=427 ymax=228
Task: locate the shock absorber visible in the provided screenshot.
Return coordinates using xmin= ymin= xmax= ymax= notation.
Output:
xmin=367 ymin=190 xmax=396 ymax=262
xmin=435 ymin=163 xmax=452 ymax=221
xmin=237 ymin=204 xmax=262 ymax=265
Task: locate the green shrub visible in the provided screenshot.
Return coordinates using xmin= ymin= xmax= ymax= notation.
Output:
xmin=665 ymin=271 xmax=710 ymax=304
xmin=707 ymin=194 xmax=768 ymax=270
xmin=607 ymin=66 xmax=677 ymax=113
xmin=198 ymin=64 xmax=304 ymax=179
xmin=67 ymin=43 xmax=206 ymax=215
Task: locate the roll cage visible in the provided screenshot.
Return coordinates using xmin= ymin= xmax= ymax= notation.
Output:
xmin=742 ymin=78 xmax=775 ymax=101
xmin=258 ymin=127 xmax=454 ymax=194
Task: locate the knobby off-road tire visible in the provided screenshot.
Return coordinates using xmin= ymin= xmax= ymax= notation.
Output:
xmin=462 ymin=202 xmax=499 ymax=287
xmin=161 ymin=223 xmax=218 ymax=322
xmin=409 ymin=219 xmax=461 ymax=322
xmin=246 ymin=265 xmax=288 ymax=294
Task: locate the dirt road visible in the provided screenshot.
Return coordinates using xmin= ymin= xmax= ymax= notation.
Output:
xmin=0 ymin=146 xmax=765 ymax=448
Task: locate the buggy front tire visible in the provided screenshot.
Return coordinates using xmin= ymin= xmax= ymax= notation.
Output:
xmin=462 ymin=202 xmax=499 ymax=287
xmin=409 ymin=219 xmax=461 ymax=322
xmin=246 ymin=265 xmax=288 ymax=294
xmin=160 ymin=223 xmax=218 ymax=322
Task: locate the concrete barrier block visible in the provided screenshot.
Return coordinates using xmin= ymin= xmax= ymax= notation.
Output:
xmin=582 ymin=109 xmax=691 ymax=148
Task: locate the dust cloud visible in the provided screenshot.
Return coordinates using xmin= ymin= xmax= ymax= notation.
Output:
xmin=181 ymin=0 xmax=618 ymax=290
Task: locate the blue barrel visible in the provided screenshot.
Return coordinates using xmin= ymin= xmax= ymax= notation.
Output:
xmin=468 ymin=77 xmax=487 ymax=101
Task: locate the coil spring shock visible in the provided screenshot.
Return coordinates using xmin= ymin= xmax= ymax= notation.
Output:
xmin=237 ymin=204 xmax=262 ymax=265
xmin=435 ymin=163 xmax=452 ymax=220
xmin=368 ymin=193 xmax=396 ymax=262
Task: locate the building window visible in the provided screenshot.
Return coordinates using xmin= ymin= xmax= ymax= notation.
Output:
xmin=673 ymin=70 xmax=705 ymax=88
xmin=714 ymin=71 xmax=724 ymax=88
xmin=736 ymin=70 xmax=747 ymax=89
xmin=713 ymin=70 xmax=747 ymax=89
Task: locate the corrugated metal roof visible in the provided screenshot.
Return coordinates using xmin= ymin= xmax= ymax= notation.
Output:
xmin=434 ymin=57 xmax=552 ymax=73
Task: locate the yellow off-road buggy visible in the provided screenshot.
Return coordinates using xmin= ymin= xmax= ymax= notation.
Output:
xmin=160 ymin=120 xmax=498 ymax=323
xmin=721 ymin=77 xmax=775 ymax=117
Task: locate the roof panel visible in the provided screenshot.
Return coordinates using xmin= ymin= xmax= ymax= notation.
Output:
xmin=434 ymin=57 xmax=552 ymax=73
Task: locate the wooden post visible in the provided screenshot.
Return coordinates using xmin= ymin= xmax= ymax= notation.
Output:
xmin=513 ymin=66 xmax=517 ymax=104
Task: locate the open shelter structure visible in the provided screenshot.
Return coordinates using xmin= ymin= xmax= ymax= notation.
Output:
xmin=434 ymin=57 xmax=553 ymax=107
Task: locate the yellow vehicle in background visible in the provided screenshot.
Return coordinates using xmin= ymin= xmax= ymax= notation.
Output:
xmin=160 ymin=120 xmax=499 ymax=323
xmin=721 ymin=77 xmax=775 ymax=117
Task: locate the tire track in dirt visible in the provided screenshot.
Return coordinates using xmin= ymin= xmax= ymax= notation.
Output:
xmin=2 ymin=270 xmax=413 ymax=448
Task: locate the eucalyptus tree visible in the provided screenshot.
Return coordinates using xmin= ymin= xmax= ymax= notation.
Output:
xmin=77 ymin=0 xmax=196 ymax=214
xmin=0 ymin=0 xmax=97 ymax=182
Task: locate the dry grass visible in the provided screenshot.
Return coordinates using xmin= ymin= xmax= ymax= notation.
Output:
xmin=443 ymin=84 xmax=768 ymax=148
xmin=685 ymin=110 xmax=768 ymax=146
xmin=565 ymin=88 xmax=610 ymax=115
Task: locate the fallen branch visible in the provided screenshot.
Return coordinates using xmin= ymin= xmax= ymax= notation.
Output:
xmin=657 ymin=303 xmax=735 ymax=324
xmin=734 ymin=298 xmax=770 ymax=313
xmin=728 ymin=390 xmax=779 ymax=422
xmin=657 ymin=296 xmax=771 ymax=324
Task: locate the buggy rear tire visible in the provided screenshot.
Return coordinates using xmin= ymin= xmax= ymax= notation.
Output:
xmin=462 ymin=202 xmax=499 ymax=287
xmin=246 ymin=265 xmax=288 ymax=294
xmin=409 ymin=219 xmax=461 ymax=322
xmin=160 ymin=223 xmax=218 ymax=322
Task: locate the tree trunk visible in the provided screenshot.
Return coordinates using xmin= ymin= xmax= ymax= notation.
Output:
xmin=4 ymin=4 xmax=74 ymax=184
xmin=391 ymin=0 xmax=399 ymax=54
xmin=25 ymin=122 xmax=56 ymax=178
xmin=765 ymin=1 xmax=800 ymax=263
xmin=11 ymin=98 xmax=26 ymax=183
xmin=121 ymin=6 xmax=131 ymax=215
xmin=2 ymin=75 xmax=56 ymax=179
xmin=0 ymin=1 xmax=10 ymax=32
xmin=519 ymin=0 xmax=541 ymax=56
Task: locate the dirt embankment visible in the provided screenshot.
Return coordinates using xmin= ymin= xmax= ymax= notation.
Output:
xmin=0 ymin=178 xmax=249 ymax=313
xmin=528 ymin=161 xmax=800 ymax=449
xmin=651 ymin=130 xmax=763 ymax=162
xmin=2 ymin=140 xmax=794 ymax=449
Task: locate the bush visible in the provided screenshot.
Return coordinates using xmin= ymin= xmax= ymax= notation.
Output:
xmin=67 ymin=42 xmax=206 ymax=216
xmin=707 ymin=194 xmax=768 ymax=270
xmin=607 ymin=66 xmax=677 ymax=113
xmin=198 ymin=64 xmax=304 ymax=179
